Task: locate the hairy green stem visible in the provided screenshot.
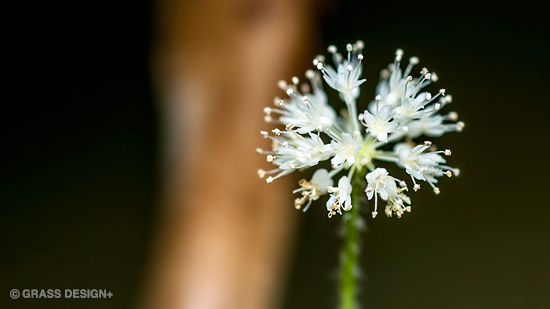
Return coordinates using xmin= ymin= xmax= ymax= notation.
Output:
xmin=339 ymin=168 xmax=366 ymax=309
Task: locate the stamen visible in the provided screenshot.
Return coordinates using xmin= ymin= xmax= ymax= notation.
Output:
xmin=395 ymin=49 xmax=404 ymax=61
xmin=448 ymin=111 xmax=459 ymax=121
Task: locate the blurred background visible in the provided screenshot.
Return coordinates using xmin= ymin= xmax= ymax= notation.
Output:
xmin=1 ymin=0 xmax=549 ymax=308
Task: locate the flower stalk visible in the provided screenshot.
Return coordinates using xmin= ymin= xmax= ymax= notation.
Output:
xmin=339 ymin=167 xmax=365 ymax=309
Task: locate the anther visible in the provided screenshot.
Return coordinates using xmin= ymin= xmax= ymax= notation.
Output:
xmin=453 ymin=168 xmax=461 ymax=176
xmin=431 ymin=72 xmax=439 ymax=82
xmin=406 ymin=76 xmax=413 ymax=82
xmin=434 ymin=103 xmax=441 ymax=110
xmin=395 ymin=49 xmax=404 ymax=61
xmin=257 ymin=169 xmax=266 ymax=178
xmin=291 ymin=76 xmax=299 ymax=85
xmin=445 ymin=171 xmax=453 ymax=177
xmin=263 ymin=107 xmax=272 ymax=115
xmin=358 ymin=54 xmax=364 ymax=60
xmin=409 ymin=56 xmax=419 ymax=64
xmin=444 ymin=149 xmax=451 ymax=156
xmin=285 ymin=123 xmax=294 ymax=130
xmin=424 ymin=141 xmax=432 ymax=146
xmin=305 ymin=69 xmax=315 ymax=79
xmin=286 ymin=88 xmax=294 ymax=95
xmin=355 ymin=40 xmax=364 ymax=49
xmin=346 ymin=43 xmax=353 ymax=51
xmin=256 ymin=148 xmax=263 ymax=154
xmin=278 ymin=80 xmax=287 ymax=89
xmin=414 ymin=184 xmax=421 ymax=191
xmin=266 ymin=176 xmax=273 ymax=183
xmin=448 ymin=112 xmax=459 ymax=121
xmin=433 ymin=187 xmax=440 ymax=195
xmin=316 ymin=62 xmax=324 ymax=70
xmin=282 ymin=141 xmax=289 ymax=148
xmin=260 ymin=131 xmax=268 ymax=138
xmin=456 ymin=121 xmax=465 ymax=132
xmin=272 ymin=128 xmax=281 ymax=136
xmin=372 ymin=211 xmax=378 ymax=218
xmin=439 ymin=88 xmax=446 ymax=95
xmin=346 ymin=64 xmax=353 ymax=71
xmin=289 ymin=163 xmax=295 ymax=169
xmin=327 ymin=45 xmax=337 ymax=53
xmin=266 ymin=155 xmax=274 ymax=162
xmin=425 ymin=92 xmax=432 ymax=100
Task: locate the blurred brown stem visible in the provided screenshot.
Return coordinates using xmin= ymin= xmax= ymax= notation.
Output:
xmin=143 ymin=0 xmax=314 ymax=308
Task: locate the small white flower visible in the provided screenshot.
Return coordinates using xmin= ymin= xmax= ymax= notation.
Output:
xmin=365 ymin=168 xmax=409 ymax=218
xmin=394 ymin=142 xmax=456 ymax=194
xmin=326 ymin=176 xmax=353 ymax=218
xmin=316 ymin=42 xmax=366 ymax=100
xmin=330 ymin=133 xmax=361 ymax=168
xmin=270 ymin=72 xmax=338 ymax=134
xmin=359 ymin=101 xmax=399 ymax=143
xmin=406 ymin=112 xmax=463 ymax=138
xmin=365 ymin=168 xmax=397 ymax=200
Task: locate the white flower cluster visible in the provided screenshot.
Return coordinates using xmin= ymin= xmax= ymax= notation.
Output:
xmin=258 ymin=41 xmax=463 ymax=219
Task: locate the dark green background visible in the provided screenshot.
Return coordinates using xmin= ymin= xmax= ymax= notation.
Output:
xmin=1 ymin=0 xmax=549 ymax=308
